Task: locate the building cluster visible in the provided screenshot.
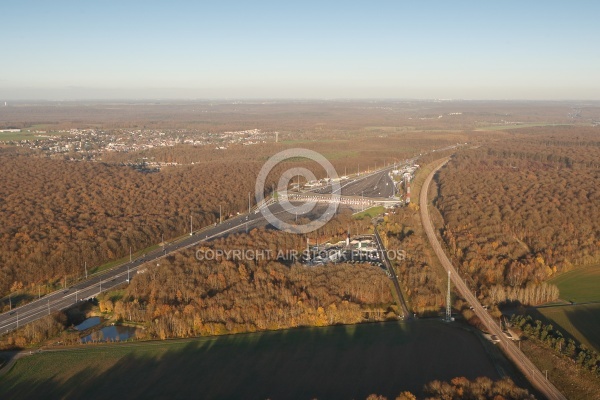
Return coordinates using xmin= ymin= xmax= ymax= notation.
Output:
xmin=390 ymin=164 xmax=419 ymax=203
xmin=303 ymin=235 xmax=383 ymax=268
xmin=6 ymin=128 xmax=274 ymax=160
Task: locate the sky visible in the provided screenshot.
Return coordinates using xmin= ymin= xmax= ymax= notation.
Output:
xmin=1 ymin=1 xmax=599 ymax=100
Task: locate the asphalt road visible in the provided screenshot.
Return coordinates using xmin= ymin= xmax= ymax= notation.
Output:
xmin=373 ymin=227 xmax=410 ymax=319
xmin=0 ymin=202 xmax=292 ymax=335
xmin=420 ymin=159 xmax=566 ymax=400
xmin=310 ymin=163 xmax=407 ymax=198
xmin=0 ymin=160 xmax=417 ymax=336
xmin=0 ymin=181 xmax=376 ymax=335
xmin=340 ymin=168 xmax=396 ymax=198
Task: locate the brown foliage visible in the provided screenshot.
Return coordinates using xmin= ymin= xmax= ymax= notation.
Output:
xmin=381 ymin=207 xmax=445 ymax=314
xmin=435 ymin=127 xmax=600 ymax=304
xmin=423 ymin=376 xmax=534 ymax=400
xmin=116 ymin=229 xmax=393 ymax=339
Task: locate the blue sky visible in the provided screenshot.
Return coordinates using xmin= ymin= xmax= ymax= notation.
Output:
xmin=1 ymin=1 xmax=599 ymax=99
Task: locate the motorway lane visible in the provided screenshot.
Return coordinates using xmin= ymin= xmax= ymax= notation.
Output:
xmin=0 ymin=201 xmax=342 ymax=335
xmin=0 ymin=160 xmax=413 ymax=334
xmin=0 ymin=203 xmax=295 ymax=335
xmin=420 ymin=159 xmax=566 ymax=400
xmin=340 ymin=168 xmax=396 ymax=198
xmin=310 ymin=164 xmax=398 ymax=197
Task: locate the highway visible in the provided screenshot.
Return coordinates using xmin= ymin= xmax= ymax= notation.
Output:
xmin=0 ymin=155 xmax=427 ymax=336
xmin=341 ymin=167 xmax=396 ymax=198
xmin=310 ymin=162 xmax=406 ymax=198
xmin=420 ymin=159 xmax=566 ymax=400
xmin=0 ymin=167 xmax=393 ymax=336
xmin=0 ymin=202 xmax=299 ymax=335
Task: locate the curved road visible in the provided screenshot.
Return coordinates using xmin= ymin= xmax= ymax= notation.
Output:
xmin=0 ymin=149 xmax=448 ymax=337
xmin=420 ymin=158 xmax=566 ymax=400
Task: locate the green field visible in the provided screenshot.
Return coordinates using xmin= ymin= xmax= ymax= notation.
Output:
xmin=536 ymin=303 xmax=600 ymax=352
xmin=549 ymin=263 xmax=600 ymax=303
xmin=531 ymin=264 xmax=600 ymax=352
xmin=0 ymin=132 xmax=36 ymax=141
xmin=353 ymin=206 xmax=385 ymax=219
xmin=0 ymin=320 xmax=516 ymax=400
xmin=364 ymin=126 xmax=415 ymax=132
xmin=321 ymin=149 xmax=359 ymax=160
xmin=475 ymin=123 xmax=578 ymax=131
xmin=0 ymin=130 xmax=67 ymax=142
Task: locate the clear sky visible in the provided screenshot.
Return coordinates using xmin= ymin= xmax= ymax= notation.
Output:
xmin=1 ymin=1 xmax=599 ymax=100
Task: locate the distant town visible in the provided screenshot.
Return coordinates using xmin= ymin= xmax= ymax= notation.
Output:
xmin=3 ymin=127 xmax=276 ymax=165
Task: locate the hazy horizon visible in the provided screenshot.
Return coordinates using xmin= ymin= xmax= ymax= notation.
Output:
xmin=2 ymin=1 xmax=599 ymax=101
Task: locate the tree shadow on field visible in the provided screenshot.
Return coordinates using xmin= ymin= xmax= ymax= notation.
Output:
xmin=563 ymin=305 xmax=600 ymax=351
xmin=0 ymin=320 xmax=527 ymax=400
xmin=529 ymin=304 xmax=600 ymax=352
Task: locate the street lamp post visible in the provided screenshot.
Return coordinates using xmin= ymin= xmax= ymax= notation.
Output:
xmin=362 ymin=191 xmax=365 ymax=212
xmin=247 ymin=192 xmax=251 ymax=233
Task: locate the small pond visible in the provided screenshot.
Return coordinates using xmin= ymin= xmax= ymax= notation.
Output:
xmin=81 ymin=325 xmax=138 ymax=343
xmin=74 ymin=317 xmax=101 ymax=331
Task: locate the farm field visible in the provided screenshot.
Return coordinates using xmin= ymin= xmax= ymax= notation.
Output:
xmin=474 ymin=123 xmax=578 ymax=131
xmin=535 ymin=303 xmax=600 ymax=352
xmin=530 ymin=264 xmax=600 ymax=352
xmin=0 ymin=130 xmax=67 ymax=142
xmin=548 ymin=263 xmax=600 ymax=303
xmin=0 ymin=320 xmax=521 ymax=400
xmin=520 ymin=339 xmax=600 ymax=400
xmin=353 ymin=206 xmax=385 ymax=220
xmin=0 ymin=131 xmax=37 ymax=141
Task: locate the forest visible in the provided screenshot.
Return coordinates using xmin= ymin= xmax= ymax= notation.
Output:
xmin=380 ymin=205 xmax=446 ymax=315
xmin=0 ymin=121 xmax=463 ymax=304
xmin=421 ymin=376 xmax=534 ymax=400
xmin=2 ymin=100 xmax=583 ymax=132
xmin=366 ymin=376 xmax=534 ymax=400
xmin=0 ymin=153 xmax=259 ymax=300
xmin=1 ymin=222 xmax=392 ymax=347
xmin=110 ymin=230 xmax=394 ymax=339
xmin=434 ymin=126 xmax=599 ymax=305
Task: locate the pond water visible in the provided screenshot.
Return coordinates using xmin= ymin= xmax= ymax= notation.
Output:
xmin=74 ymin=317 xmax=101 ymax=331
xmin=81 ymin=325 xmax=138 ymax=343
